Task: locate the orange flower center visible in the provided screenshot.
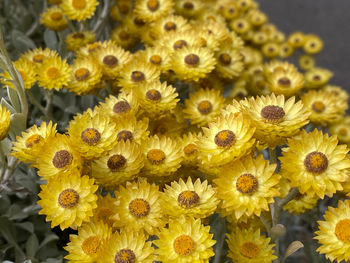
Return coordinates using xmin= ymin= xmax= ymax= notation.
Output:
xmin=46 ymin=67 xmax=60 ymax=79
xmin=72 ymin=0 xmax=86 ymax=10
xmin=150 ymin=55 xmax=162 ymax=65
xmin=147 ymin=149 xmax=166 ymax=164
xmin=178 ymin=190 xmax=200 ymax=208
xmin=58 ymin=188 xmax=79 ymax=208
xmin=128 ymin=198 xmax=150 ymax=218
xmin=173 ymin=235 xmax=195 ymax=256
xmin=147 ymin=0 xmax=159 ymax=11
xmin=304 ymin=151 xmax=328 ymax=174
xmin=81 ymin=236 xmax=100 ymax=255
xmin=214 ymin=130 xmax=235 ymax=147
xmin=219 ymin=53 xmax=232 ymax=65
xmin=312 ymin=101 xmax=325 ymax=113
xmin=75 ymin=67 xmax=90 ymax=81
xmin=33 ymin=54 xmax=45 ymax=63
xmin=236 ymin=173 xmax=258 ymax=194
xmin=50 ymin=11 xmax=63 ymax=21
xmin=197 ymin=100 xmax=212 ymax=115
xmin=164 ymin=21 xmax=176 ymax=31
xmin=239 ymin=242 xmax=259 ymax=258
xmin=115 ymin=249 xmax=136 ymax=263
xmin=25 ymin=134 xmax=43 ymax=148
xmin=339 ymin=128 xmax=348 ymax=136
xmin=335 ymin=219 xmax=350 ymax=242
xmin=184 ymin=143 xmax=197 ymax=155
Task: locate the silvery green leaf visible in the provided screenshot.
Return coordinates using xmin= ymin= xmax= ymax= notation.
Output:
xmin=13 ymin=67 xmax=26 ymax=94
xmin=26 ymin=234 xmax=39 ymax=257
xmin=43 ymin=29 xmax=58 ymax=50
xmin=9 ymin=113 xmax=27 ymax=139
xmin=11 ymin=30 xmax=36 ymax=53
xmin=0 ymin=216 xmax=25 ymax=258
xmin=1 ymin=138 xmax=11 ymax=156
xmin=0 ymin=53 xmax=7 ymax=70
xmin=15 ymin=173 xmax=38 ymax=193
xmin=15 ymin=222 xmax=34 ymax=234
xmin=7 ymin=86 xmax=21 ymax=113
xmin=1 ymin=98 xmax=16 ymax=114
xmin=38 ymin=234 xmax=59 ymax=250
xmin=52 ymin=94 xmax=65 ymax=109
xmin=0 ymin=195 xmax=11 ymax=214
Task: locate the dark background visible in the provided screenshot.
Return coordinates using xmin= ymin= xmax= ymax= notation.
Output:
xmin=259 ymin=0 xmax=350 ymax=89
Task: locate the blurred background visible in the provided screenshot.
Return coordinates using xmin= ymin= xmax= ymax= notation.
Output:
xmin=259 ymin=0 xmax=350 ymax=90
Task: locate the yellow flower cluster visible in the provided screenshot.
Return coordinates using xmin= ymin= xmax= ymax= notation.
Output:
xmin=3 ymin=0 xmax=350 ymax=263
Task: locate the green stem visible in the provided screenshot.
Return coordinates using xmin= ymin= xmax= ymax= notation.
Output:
xmin=0 ymin=145 xmax=7 ymax=182
xmin=27 ymin=90 xmax=46 ymax=116
xmin=44 ymin=90 xmax=54 ymax=120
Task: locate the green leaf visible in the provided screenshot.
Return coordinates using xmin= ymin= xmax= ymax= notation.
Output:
xmin=25 ymin=234 xmax=39 ymax=258
xmin=43 ymin=29 xmax=58 ymax=50
xmin=6 ymin=204 xmax=28 ymax=220
xmin=9 ymin=113 xmax=27 ymax=138
xmin=1 ymin=98 xmax=16 ymax=114
xmin=7 ymin=86 xmax=21 ymax=113
xmin=0 ymin=195 xmax=11 ymax=214
xmin=15 ymin=172 xmax=38 ymax=193
xmin=11 ymin=30 xmax=36 ymax=53
xmin=0 ymin=216 xmax=25 ymax=259
xmin=38 ymin=234 xmax=59 ymax=250
xmin=1 ymin=138 xmax=11 ymax=156
xmin=15 ymin=222 xmax=34 ymax=234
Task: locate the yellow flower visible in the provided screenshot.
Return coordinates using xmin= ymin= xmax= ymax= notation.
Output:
xmin=280 ymin=129 xmax=350 ymax=198
xmin=323 ymin=85 xmax=349 ymax=111
xmin=170 ymin=46 xmax=216 ymax=82
xmin=230 ymin=17 xmax=251 ymax=35
xmin=75 ymin=41 xmax=103 ymax=59
xmin=158 ymin=29 xmax=203 ymax=52
xmin=279 ymin=178 xmax=318 ymax=214
xmin=135 ymin=81 xmax=179 ymax=119
xmin=93 ymin=42 xmax=132 ymax=79
xmin=261 ymin=42 xmax=280 ymax=59
xmin=221 ymin=99 xmax=242 ymax=118
xmin=298 ymin=54 xmax=315 ymax=71
xmin=37 ymin=56 xmax=71 ymax=90
xmin=64 ymin=220 xmax=112 ymax=262
xmin=241 ymin=93 xmax=310 ymax=146
xmin=0 ymin=105 xmax=10 ymax=141
xmin=315 ymin=200 xmax=350 ymax=262
xmin=330 ymin=116 xmax=350 ymax=145
xmin=304 ymin=67 xmax=333 ymax=89
xmin=1 ymin=58 xmax=37 ymax=90
xmin=35 ymin=134 xmax=82 ymax=180
xmin=150 ymin=14 xmax=191 ymax=40
xmin=91 ymin=194 xmax=119 ymax=228
xmin=174 ymin=0 xmax=205 ymax=19
xmin=91 ymin=140 xmax=144 ymax=188
xmin=110 ymin=24 xmax=139 ymax=49
xmin=180 ymin=132 xmax=200 ymax=167
xmin=266 ymin=67 xmax=304 ymax=97
xmin=214 ymin=155 xmax=280 ymax=219
xmin=114 ymin=115 xmax=149 ymax=144
xmin=287 ymin=31 xmax=305 ymax=48
xmin=303 ymin=34 xmax=323 ymax=54
xmin=227 ymin=227 xmax=277 ymax=263
xmin=60 ymin=0 xmax=99 ymax=21
xmin=67 ymin=57 xmax=102 ymax=95
xmin=135 ymin=46 xmax=172 ymax=72
xmin=118 ymin=60 xmax=160 ymax=92
xmin=98 ymin=92 xmax=140 ymax=121
xmin=149 ymin=114 xmax=188 ymax=138
xmin=263 ymin=60 xmax=298 ymax=77
xmin=226 ymin=214 xmax=265 ymax=234
xmin=279 ymin=42 xmax=294 ymax=58
xmin=183 ymin=88 xmax=225 ymax=127
xmin=214 ymin=43 xmax=244 ymax=79
xmin=65 ymin=31 xmax=96 ymax=52
xmin=154 ymin=216 xmax=215 ymax=263
xmin=97 ymin=229 xmax=155 ymax=263
xmin=134 ymin=0 xmax=174 ymax=22
xmin=11 ymin=121 xmax=57 ymax=164
xmin=196 ymin=113 xmax=255 ymax=167
xmin=113 ymin=179 xmax=165 ymax=235
xmin=68 ymin=110 xmax=117 ymax=160
xmin=40 ymin=6 xmax=67 ymax=31
xmin=38 ymin=172 xmax=98 ymax=230
xmin=161 ymin=177 xmax=219 ymax=219
xmin=21 ymin=47 xmax=58 ymax=67
xmin=301 ymin=89 xmax=345 ymax=126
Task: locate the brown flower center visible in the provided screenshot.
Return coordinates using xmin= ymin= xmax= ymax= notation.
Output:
xmin=33 ymin=54 xmax=45 ymax=63
xmin=72 ymin=33 xmax=85 ymax=39
xmin=178 ymin=191 xmax=200 ymax=208
xmin=46 ymin=67 xmax=60 ymax=79
xmin=25 ymin=134 xmax=43 ymax=148
xmin=184 ymin=143 xmax=197 ymax=155
xmin=82 ymin=236 xmax=100 ymax=255
xmin=312 ymin=101 xmax=325 ymax=113
xmin=114 ymin=249 xmax=136 ymax=263
xmin=197 ymin=100 xmax=212 ymax=115
xmin=117 ymin=130 xmax=133 ymax=142
xmin=146 ymin=89 xmax=162 ymax=101
xmin=147 ymin=0 xmax=159 ymax=11
xmin=339 ymin=128 xmax=348 ymax=136
xmin=131 ymin=71 xmax=145 ymax=82
xmin=72 ymin=0 xmax=86 ymax=10
xmin=214 ymin=130 xmax=235 ymax=147
xmin=173 ymin=235 xmax=195 ymax=256
xmin=103 ymin=55 xmax=118 ymax=68
xmin=184 ymin=54 xmax=200 ymax=66
xmin=278 ymin=77 xmax=291 ymax=87
xmin=239 ymin=242 xmax=259 ymax=258
xmin=119 ymin=31 xmax=130 ymax=41
xmin=52 ymin=150 xmax=72 ymax=168
xmin=134 ymin=18 xmax=145 ymax=26
xmin=236 ymin=174 xmax=258 ymax=194
xmin=58 ymin=188 xmax=79 ymax=208
xmin=113 ymin=101 xmax=131 ymax=114
xmin=75 ymin=68 xmax=90 ymax=81
xmin=147 ymin=149 xmax=166 ymax=164
xmin=164 ymin=21 xmax=177 ymax=31
xmin=129 ymin=198 xmax=150 ymax=218
xmin=219 ymin=53 xmax=232 ymax=65
xmin=304 ymin=151 xmax=328 ymax=174
xmin=50 ymin=11 xmax=63 ymax=21
xmin=150 ymin=55 xmax=162 ymax=65
xmin=183 ymin=2 xmax=194 ymax=10
xmin=173 ymin=40 xmax=187 ymax=50
xmin=335 ymin=219 xmax=350 ymax=242
xmin=261 ymin=105 xmax=285 ymax=123
xmin=81 ymin=128 xmax=101 ymax=145
xmin=107 ymin=154 xmax=127 ymax=171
